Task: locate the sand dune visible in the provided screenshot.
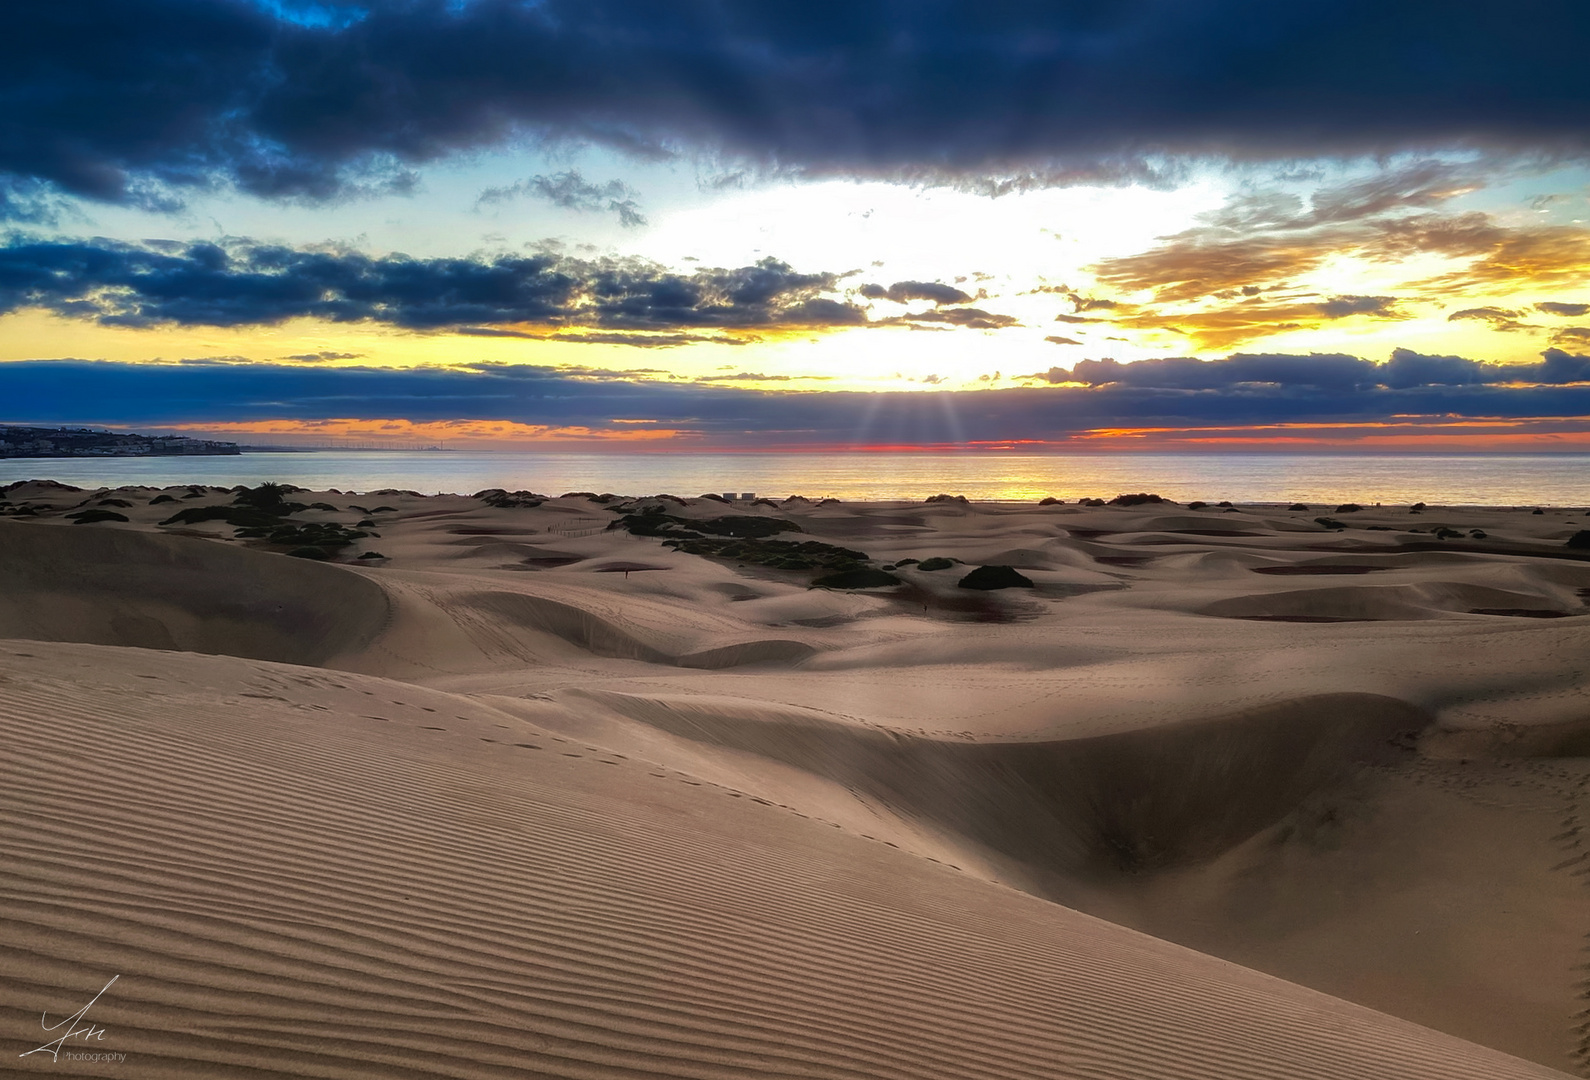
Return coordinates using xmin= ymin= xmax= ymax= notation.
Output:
xmin=0 ymin=643 xmax=1565 ymax=1079
xmin=0 ymin=519 xmax=389 ymax=665
xmin=2 ymin=483 xmax=1587 ymax=1076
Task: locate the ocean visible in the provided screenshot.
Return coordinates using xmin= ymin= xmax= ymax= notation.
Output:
xmin=3 ymin=451 xmax=1589 ymax=507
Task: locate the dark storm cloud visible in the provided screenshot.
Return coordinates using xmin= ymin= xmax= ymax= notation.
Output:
xmin=7 ymin=348 xmax=1590 ymax=447
xmin=894 ymin=307 xmax=1022 ymax=330
xmin=0 ymin=237 xmax=866 ymax=332
xmin=859 ymin=281 xmax=974 ymax=305
xmin=7 ymin=1 xmax=1590 ymax=213
xmin=477 ymin=170 xmax=646 ymax=228
xmin=1053 ymin=349 xmax=1590 ymax=390
xmin=1447 ymin=306 xmax=1535 ymax=333
xmin=1316 ymin=295 xmax=1397 ymax=318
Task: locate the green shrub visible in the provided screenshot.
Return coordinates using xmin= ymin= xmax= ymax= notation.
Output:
xmin=957 ymin=565 xmax=1033 ymax=590
xmin=160 ymin=505 xmax=282 ymax=528
xmin=235 ymin=482 xmax=291 ymax=511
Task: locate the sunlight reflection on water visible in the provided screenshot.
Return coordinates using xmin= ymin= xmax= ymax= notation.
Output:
xmin=5 ymin=451 xmax=1589 ymax=506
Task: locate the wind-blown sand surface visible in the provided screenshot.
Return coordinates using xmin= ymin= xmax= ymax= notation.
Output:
xmin=2 ymin=481 xmax=1587 ymax=1077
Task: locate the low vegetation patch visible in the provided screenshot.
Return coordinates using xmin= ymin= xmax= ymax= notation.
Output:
xmin=613 ymin=507 xmax=867 ymax=573
xmin=154 ymin=481 xmax=372 ymax=554
xmin=475 ymin=488 xmax=546 ymax=508
xmin=235 ymin=521 xmax=372 ymax=550
xmin=613 ymin=510 xmax=802 ymax=540
xmin=667 ymin=536 xmax=868 ymax=572
xmin=915 ymin=557 xmax=956 ymax=571
xmin=160 ymin=505 xmax=286 ymax=528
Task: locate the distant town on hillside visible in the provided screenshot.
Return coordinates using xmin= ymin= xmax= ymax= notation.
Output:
xmin=0 ymin=426 xmax=240 ymax=458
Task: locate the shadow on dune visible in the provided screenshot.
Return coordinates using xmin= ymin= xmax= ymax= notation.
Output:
xmin=574 ymin=689 xmax=1426 ymax=878
xmin=465 ymin=591 xmax=816 ymax=669
xmin=0 ymin=520 xmax=389 ymax=664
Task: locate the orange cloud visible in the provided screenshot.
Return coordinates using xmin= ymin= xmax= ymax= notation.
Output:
xmin=162 ymin=418 xmax=692 ymax=448
xmin=1082 ymin=185 xmax=1590 ymax=353
xmin=1115 ymin=296 xmax=1406 ymax=350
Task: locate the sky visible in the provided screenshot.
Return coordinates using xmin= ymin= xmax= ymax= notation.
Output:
xmin=4 ymin=1 xmax=1590 ymax=451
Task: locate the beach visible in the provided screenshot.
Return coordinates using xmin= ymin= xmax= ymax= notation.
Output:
xmin=2 ymin=480 xmax=1586 ymax=1077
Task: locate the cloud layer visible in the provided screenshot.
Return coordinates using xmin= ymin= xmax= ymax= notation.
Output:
xmin=0 ymin=238 xmax=865 ymax=334
xmin=7 ymin=1 xmax=1590 ymax=213
xmin=6 ymin=349 xmax=1590 ymax=449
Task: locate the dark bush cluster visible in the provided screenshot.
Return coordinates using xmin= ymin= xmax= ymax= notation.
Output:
xmin=811 ymin=568 xmax=901 ymax=589
xmin=613 ymin=510 xmax=802 ymax=540
xmin=66 ymin=508 xmax=129 ymax=524
xmin=235 ymin=520 xmax=372 ymax=550
xmin=957 ymin=565 xmax=1034 ymax=590
xmin=668 ymin=536 xmax=867 ymax=572
xmin=614 ymin=506 xmax=867 ymax=573
xmin=475 ymin=488 xmax=546 ymax=508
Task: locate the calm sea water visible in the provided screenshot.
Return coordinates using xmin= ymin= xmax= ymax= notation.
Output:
xmin=3 ymin=451 xmax=1589 ymax=506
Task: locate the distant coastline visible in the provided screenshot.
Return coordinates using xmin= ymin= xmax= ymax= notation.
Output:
xmin=0 ymin=425 xmax=240 ymax=458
